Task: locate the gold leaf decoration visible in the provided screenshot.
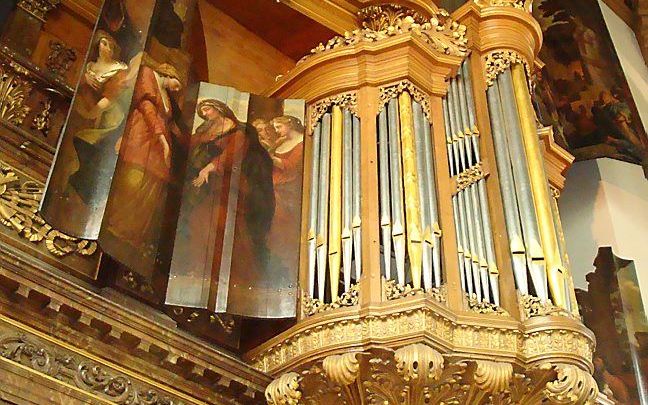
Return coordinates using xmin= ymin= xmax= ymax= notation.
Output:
xmin=0 ymin=63 xmax=32 ymax=126
xmin=0 ymin=166 xmax=97 ymax=257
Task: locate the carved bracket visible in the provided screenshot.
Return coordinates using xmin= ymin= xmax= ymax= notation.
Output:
xmin=274 ymin=346 xmax=599 ymax=405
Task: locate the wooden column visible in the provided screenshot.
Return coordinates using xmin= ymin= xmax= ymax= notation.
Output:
xmin=358 ymin=86 xmax=382 ymax=306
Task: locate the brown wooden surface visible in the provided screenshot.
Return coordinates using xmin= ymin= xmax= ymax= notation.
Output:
xmin=199 ymin=1 xmax=296 ymax=94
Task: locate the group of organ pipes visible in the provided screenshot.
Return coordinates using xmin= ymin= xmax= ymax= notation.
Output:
xmin=304 ymin=57 xmax=573 ymax=313
xmin=307 ymin=106 xmax=361 ymax=302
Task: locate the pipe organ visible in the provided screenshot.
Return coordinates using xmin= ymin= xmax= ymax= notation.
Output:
xmin=252 ymin=2 xmax=600 ymax=403
xmin=307 ymin=104 xmax=362 ymax=303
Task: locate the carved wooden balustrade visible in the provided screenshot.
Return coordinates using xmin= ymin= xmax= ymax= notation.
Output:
xmin=252 ymin=2 xmax=602 ymax=404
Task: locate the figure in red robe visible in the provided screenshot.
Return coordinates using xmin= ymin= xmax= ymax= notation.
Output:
xmin=101 ymin=63 xmax=185 ymax=279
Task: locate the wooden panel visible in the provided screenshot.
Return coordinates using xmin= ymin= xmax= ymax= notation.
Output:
xmin=199 ymin=1 xmax=296 ymax=94
xmin=208 ymin=0 xmax=337 ymax=61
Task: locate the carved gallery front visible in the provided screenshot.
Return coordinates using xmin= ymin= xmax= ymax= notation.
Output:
xmin=0 ymin=0 xmax=646 ymax=404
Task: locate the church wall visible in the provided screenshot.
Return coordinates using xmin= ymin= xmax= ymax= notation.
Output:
xmin=198 ymin=0 xmax=295 ymax=95
xmin=561 ymin=158 xmax=648 ymax=315
xmin=599 ymin=0 xmax=648 ymax=136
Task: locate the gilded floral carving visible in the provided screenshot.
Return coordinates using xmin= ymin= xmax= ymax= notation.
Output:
xmin=474 ymin=0 xmax=534 ymax=12
xmin=484 ymin=50 xmax=532 ymax=87
xmin=379 ymin=80 xmax=432 ymax=122
xmin=308 ymin=92 xmax=357 ymax=133
xmin=0 ymin=166 xmax=97 ymax=257
xmin=17 ymin=0 xmax=61 ymax=21
xmin=0 ymin=63 xmax=32 ymax=126
xmin=302 ymin=283 xmax=359 ymax=317
xmin=299 ymin=5 xmax=467 ymax=65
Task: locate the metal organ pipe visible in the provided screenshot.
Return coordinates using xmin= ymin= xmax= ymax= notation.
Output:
xmin=387 ymin=98 xmax=407 ymax=285
xmin=316 ymin=114 xmax=331 ymax=300
xmin=307 ymin=123 xmax=321 ymax=298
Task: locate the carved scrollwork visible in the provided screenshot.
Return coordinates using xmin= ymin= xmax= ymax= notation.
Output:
xmin=17 ymin=0 xmax=61 ymax=21
xmin=484 ymin=50 xmax=532 ymax=87
xmin=308 ymin=92 xmax=357 ymax=133
xmin=266 ymin=372 xmax=302 ymax=405
xmin=0 ymin=166 xmax=97 ymax=257
xmin=473 ymin=360 xmax=513 ymax=393
xmin=544 ymin=364 xmax=599 ymax=404
xmin=474 ymin=0 xmax=533 ymax=12
xmin=300 ymin=5 xmax=467 ymax=64
xmin=379 ymin=80 xmax=432 ymax=121
xmin=519 ymin=293 xmax=575 ymax=320
xmin=0 ymin=333 xmax=182 ymax=404
xmin=394 ymin=343 xmax=444 ymax=384
xmin=383 ymin=278 xmax=447 ymax=304
xmin=322 ymin=353 xmax=360 ymax=386
xmin=467 ymin=293 xmax=509 ymax=316
xmin=302 ymin=283 xmax=359 ymax=317
xmin=0 ymin=63 xmax=32 ymax=126
xmin=457 ymin=163 xmax=486 ymax=191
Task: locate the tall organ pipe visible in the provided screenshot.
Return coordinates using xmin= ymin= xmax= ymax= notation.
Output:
xmin=316 ymin=114 xmax=332 ymax=300
xmin=413 ymin=101 xmax=433 ymax=290
xmin=511 ymin=64 xmax=567 ymax=309
xmin=387 ymin=99 xmax=407 ymax=284
xmin=498 ymin=70 xmax=548 ymax=301
xmin=398 ymin=91 xmax=423 ymax=290
xmin=328 ymin=106 xmax=343 ymax=299
xmin=486 ymin=82 xmax=529 ymax=296
xmin=422 ymin=115 xmax=442 ymax=287
xmin=307 ymin=123 xmax=321 ymax=297
xmin=378 ymin=109 xmax=392 ymax=280
xmin=352 ymin=115 xmax=362 ymax=281
xmin=341 ymin=109 xmax=353 ymax=292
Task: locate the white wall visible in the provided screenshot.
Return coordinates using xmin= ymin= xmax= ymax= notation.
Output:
xmin=599 ymin=0 xmax=648 ymax=135
xmin=560 ymin=158 xmax=648 ymax=313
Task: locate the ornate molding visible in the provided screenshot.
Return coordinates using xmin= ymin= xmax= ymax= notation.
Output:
xmin=383 ymin=278 xmax=447 ymax=304
xmin=0 ymin=166 xmax=97 ymax=257
xmin=308 ymin=92 xmax=357 ymax=133
xmin=299 ymin=5 xmax=467 ymax=65
xmin=379 ymin=80 xmax=432 ymax=121
xmin=0 ymin=62 xmax=33 ymax=127
xmin=456 ymin=163 xmax=486 ymax=191
xmin=0 ymin=332 xmax=185 ymax=404
xmin=519 ymin=293 xmax=575 ymax=320
xmin=302 ymin=283 xmax=359 ymax=317
xmin=248 ymin=297 xmax=593 ymax=376
xmin=483 ymin=50 xmax=532 ymax=87
xmin=17 ymin=0 xmax=61 ymax=22
xmin=265 ymin=372 xmax=302 ymax=405
xmin=31 ymin=98 xmax=52 ymax=136
xmin=467 ymin=293 xmax=509 ymax=316
xmin=474 ymin=0 xmax=533 ymax=12
xmin=275 ymin=346 xmax=598 ymax=404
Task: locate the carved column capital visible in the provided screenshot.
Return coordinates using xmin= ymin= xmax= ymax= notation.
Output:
xmin=17 ymin=0 xmax=61 ymax=21
xmin=394 ymin=343 xmax=445 ymax=384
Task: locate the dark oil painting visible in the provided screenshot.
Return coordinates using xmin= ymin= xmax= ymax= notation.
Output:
xmin=165 ymin=83 xmax=305 ymax=318
xmin=532 ymin=0 xmax=648 ymax=167
xmin=576 ymin=247 xmax=648 ymax=404
xmin=41 ymin=0 xmax=197 ymax=241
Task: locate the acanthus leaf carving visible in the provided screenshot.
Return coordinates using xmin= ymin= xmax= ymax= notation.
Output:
xmin=265 ymin=372 xmax=302 ymax=405
xmin=308 ymin=92 xmax=357 ymax=133
xmin=0 ymin=63 xmax=32 ymax=126
xmin=299 ymin=5 xmax=467 ymax=65
xmin=379 ymin=80 xmax=432 ymax=122
xmin=322 ymin=352 xmax=360 ymax=386
xmin=474 ymin=0 xmax=533 ymax=12
xmin=483 ymin=50 xmax=532 ymax=87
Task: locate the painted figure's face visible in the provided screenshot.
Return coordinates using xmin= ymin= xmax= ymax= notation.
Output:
xmin=255 ymin=121 xmax=270 ymax=139
xmin=273 ymin=122 xmax=289 ymax=137
xmin=98 ymin=38 xmax=114 ymax=59
xmin=200 ymin=105 xmax=221 ymax=122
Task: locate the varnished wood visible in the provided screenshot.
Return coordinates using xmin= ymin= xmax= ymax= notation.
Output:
xmin=358 ymin=86 xmax=382 ymax=306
